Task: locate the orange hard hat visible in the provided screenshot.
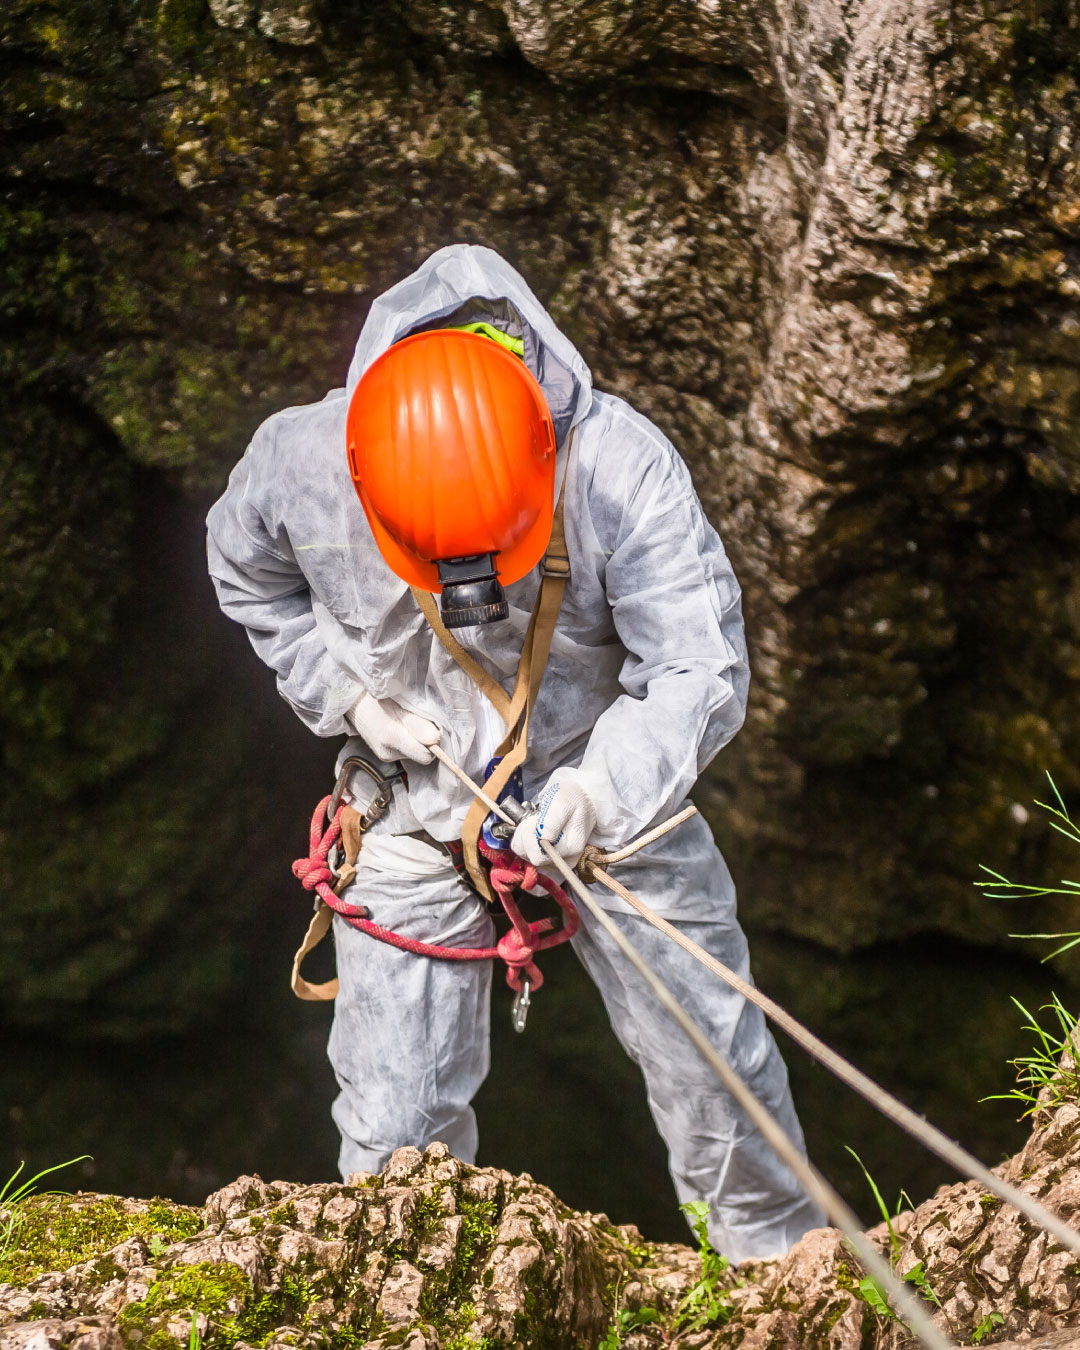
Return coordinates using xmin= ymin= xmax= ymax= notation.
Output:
xmin=346 ymin=328 xmax=557 ymax=596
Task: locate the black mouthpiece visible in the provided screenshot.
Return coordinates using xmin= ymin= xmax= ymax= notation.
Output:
xmin=436 ymin=554 xmax=509 ymax=628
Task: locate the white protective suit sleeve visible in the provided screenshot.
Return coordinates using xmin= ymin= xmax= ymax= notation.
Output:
xmin=572 ymin=406 xmax=750 ymax=848
xmin=206 ymin=426 xmax=365 ymax=737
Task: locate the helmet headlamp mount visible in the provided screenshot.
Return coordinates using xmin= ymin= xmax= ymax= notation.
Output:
xmin=436 ymin=554 xmax=509 ymax=628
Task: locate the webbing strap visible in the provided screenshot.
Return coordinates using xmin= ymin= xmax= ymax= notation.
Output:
xmin=290 ymin=802 xmax=367 ymax=1001
xmin=412 ymin=435 xmax=573 ymax=897
xmin=457 ymin=552 xmax=569 ymax=885
xmin=291 ymin=903 xmax=337 ymax=1001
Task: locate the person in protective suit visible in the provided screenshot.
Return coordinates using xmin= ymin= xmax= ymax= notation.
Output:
xmin=206 ymin=244 xmax=825 ymax=1263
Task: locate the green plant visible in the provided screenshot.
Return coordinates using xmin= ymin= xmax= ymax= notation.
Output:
xmin=844 ymin=1148 xmax=941 ymax=1318
xmin=0 ymin=1156 xmax=90 ymax=1265
xmin=670 ymin=1201 xmax=733 ymax=1334
xmin=970 ymin=1310 xmax=1005 ymax=1343
xmin=982 ymin=995 xmax=1080 ymax=1117
xmin=596 ymin=1279 xmax=661 ymax=1350
xmin=597 ymin=1201 xmax=732 ymax=1347
xmin=976 ymin=773 xmax=1080 ymax=961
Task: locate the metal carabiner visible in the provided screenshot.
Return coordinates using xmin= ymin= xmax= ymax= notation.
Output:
xmin=328 ymin=755 xmax=405 ymax=824
xmin=511 ymin=979 xmax=531 ymax=1034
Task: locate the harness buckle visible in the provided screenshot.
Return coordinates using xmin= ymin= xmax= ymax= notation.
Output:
xmin=511 ymin=978 xmax=531 ymax=1034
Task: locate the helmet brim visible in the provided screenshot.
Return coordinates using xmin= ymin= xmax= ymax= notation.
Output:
xmin=357 ymin=466 xmax=555 ymax=592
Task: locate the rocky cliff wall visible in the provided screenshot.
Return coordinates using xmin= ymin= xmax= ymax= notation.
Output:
xmin=2 ymin=0 xmax=1080 ymax=1029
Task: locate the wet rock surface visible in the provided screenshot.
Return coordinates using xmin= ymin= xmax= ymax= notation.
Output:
xmin=3 ymin=1107 xmax=1080 ymax=1349
xmin=2 ymin=0 xmax=1080 ymax=1033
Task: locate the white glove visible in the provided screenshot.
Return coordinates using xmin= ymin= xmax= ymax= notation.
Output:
xmin=511 ymin=767 xmax=597 ymax=868
xmin=347 ymin=690 xmax=441 ymax=764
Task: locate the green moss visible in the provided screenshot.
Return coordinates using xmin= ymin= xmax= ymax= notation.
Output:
xmin=268 ymin=1202 xmax=297 ymax=1226
xmin=449 ymin=1194 xmax=498 ymax=1303
xmin=153 ymin=0 xmax=214 ymax=61
xmin=121 ymin=1261 xmax=251 ymax=1345
xmin=616 ymin=1233 xmax=655 ymax=1268
xmin=410 ymin=1190 xmax=444 ymax=1243
xmin=234 ymin=1268 xmax=316 ymax=1344
xmin=92 ymin=1254 xmax=129 ymax=1286
xmin=0 ymin=1195 xmax=203 ymax=1287
xmin=406 ymin=1187 xmax=501 ymax=1342
xmin=833 ymin=1259 xmax=859 ymax=1294
xmin=120 ymin=1261 xmax=319 ymax=1350
xmin=822 ymin=1298 xmax=852 ymax=1332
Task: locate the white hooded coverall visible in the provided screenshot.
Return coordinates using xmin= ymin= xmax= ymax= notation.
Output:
xmin=206 ymin=244 xmax=825 ymax=1262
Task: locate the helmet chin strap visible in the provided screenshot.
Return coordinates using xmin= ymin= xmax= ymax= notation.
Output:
xmin=436 ymin=553 xmax=509 ymax=627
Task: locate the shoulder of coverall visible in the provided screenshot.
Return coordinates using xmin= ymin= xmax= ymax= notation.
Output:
xmin=206 ymin=388 xmax=350 ymax=562
xmin=569 ymin=388 xmax=720 ymax=556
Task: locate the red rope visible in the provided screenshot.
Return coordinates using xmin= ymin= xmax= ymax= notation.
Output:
xmin=292 ymin=797 xmax=579 ymax=991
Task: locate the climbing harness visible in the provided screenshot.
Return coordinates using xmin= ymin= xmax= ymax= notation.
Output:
xmin=291 ymin=795 xmax=578 ymax=1028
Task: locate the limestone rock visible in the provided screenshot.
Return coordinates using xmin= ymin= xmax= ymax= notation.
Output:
xmin=2 ymin=1112 xmax=1080 ymax=1348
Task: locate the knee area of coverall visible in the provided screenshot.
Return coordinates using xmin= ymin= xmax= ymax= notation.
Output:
xmin=328 ymin=881 xmax=494 ymax=1181
xmin=573 ymin=908 xmax=773 ymax=1085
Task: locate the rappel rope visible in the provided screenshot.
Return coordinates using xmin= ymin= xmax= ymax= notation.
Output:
xmin=441 ymin=738 xmax=1080 ymax=1260
xmin=587 ymin=860 xmax=1080 ymax=1263
xmin=540 ymin=839 xmax=954 ymax=1350
xmin=431 ymin=742 xmax=1080 ymax=1343
xmin=431 ymin=748 xmax=949 ymax=1348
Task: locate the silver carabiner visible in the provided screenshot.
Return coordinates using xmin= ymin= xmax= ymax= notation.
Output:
xmin=511 ymin=979 xmax=531 ymax=1034
xmin=328 ymin=755 xmax=404 ymax=824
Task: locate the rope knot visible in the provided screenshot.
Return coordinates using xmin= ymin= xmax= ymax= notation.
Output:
xmin=484 ymin=846 xmax=539 ymax=896
xmin=495 ymin=926 xmax=542 ymax=993
xmin=577 ymin=844 xmax=604 ymax=883
xmin=291 ymin=856 xmax=335 ymax=891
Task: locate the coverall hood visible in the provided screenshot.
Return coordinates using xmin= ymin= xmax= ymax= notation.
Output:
xmin=344 ymin=244 xmax=594 ymax=455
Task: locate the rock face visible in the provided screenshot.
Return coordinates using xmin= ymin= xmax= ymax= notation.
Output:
xmin=3 ymin=0 xmax=1080 ymax=1029
xmin=3 ymin=1101 xmax=1080 ymax=1349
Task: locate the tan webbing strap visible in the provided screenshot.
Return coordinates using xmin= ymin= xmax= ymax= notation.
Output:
xmin=291 ymin=904 xmax=337 ymax=1001
xmin=459 ymin=469 xmax=572 ymax=893
xmin=460 ymin=705 xmax=531 ymax=898
xmin=290 ymin=803 xmax=368 ymax=1001
xmin=411 ymin=432 xmax=575 ymax=897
